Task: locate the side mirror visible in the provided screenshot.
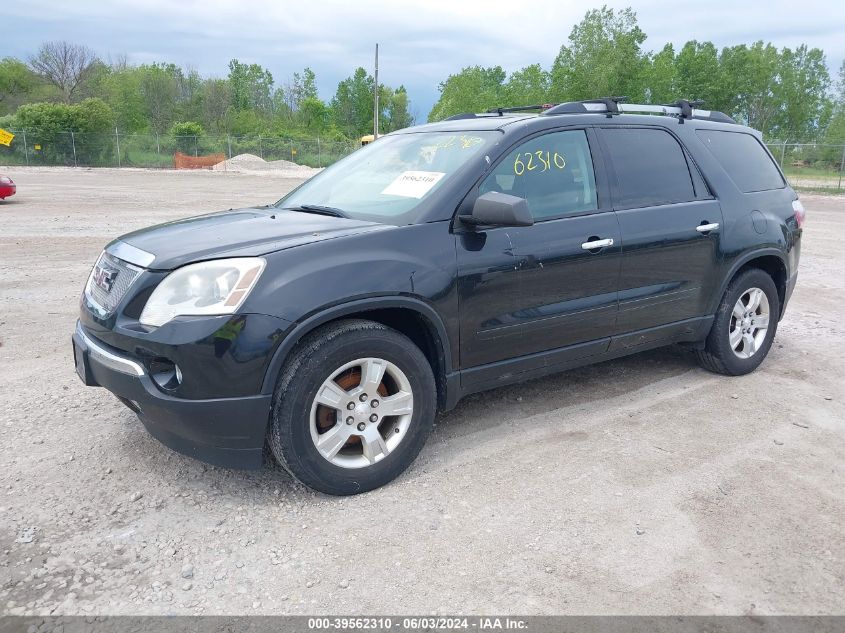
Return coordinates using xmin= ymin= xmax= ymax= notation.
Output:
xmin=462 ymin=191 xmax=533 ymax=228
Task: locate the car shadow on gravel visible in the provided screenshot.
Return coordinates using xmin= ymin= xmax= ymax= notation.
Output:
xmin=431 ymin=344 xmax=700 ymax=440
xmin=117 ymin=345 xmax=700 ymax=499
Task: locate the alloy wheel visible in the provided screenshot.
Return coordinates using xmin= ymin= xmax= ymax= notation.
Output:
xmin=729 ymin=287 xmax=770 ymax=359
xmin=309 ymin=358 xmax=414 ymax=468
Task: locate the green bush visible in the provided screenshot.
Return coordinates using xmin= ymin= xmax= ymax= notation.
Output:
xmin=14 ymin=98 xmax=115 ymax=165
xmin=0 ymin=113 xmax=16 ymax=130
xmin=170 ymin=121 xmax=204 ymax=137
xmin=170 ymin=121 xmax=204 ymax=154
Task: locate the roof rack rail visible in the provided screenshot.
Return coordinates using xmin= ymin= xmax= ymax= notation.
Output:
xmin=485 ymin=104 xmax=558 ymax=115
xmin=542 ymin=97 xmax=736 ymax=124
xmin=443 ymin=113 xmax=484 ymax=120
xmin=662 ymin=99 xmax=705 ymax=119
xmin=444 ymin=104 xmax=557 ymax=121
xmin=442 ymin=112 xmax=512 ymax=121
xmin=542 ymin=96 xmax=628 ymax=117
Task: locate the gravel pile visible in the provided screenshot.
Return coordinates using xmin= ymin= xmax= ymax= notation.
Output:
xmin=213 ymin=153 xmax=320 ymax=177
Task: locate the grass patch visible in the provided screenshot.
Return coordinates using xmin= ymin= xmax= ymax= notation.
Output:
xmin=783 ymin=166 xmax=843 ymax=180
xmin=793 ymin=185 xmax=844 ymax=195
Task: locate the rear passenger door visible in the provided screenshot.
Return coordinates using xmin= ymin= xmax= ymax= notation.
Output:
xmin=597 ymin=126 xmax=724 ymax=337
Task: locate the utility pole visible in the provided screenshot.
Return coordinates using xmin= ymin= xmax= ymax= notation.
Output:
xmin=373 ymin=43 xmax=379 ymax=140
xmin=71 ymin=131 xmax=78 ymax=167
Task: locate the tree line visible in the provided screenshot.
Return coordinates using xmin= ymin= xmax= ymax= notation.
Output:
xmin=0 ymin=42 xmax=414 ymax=148
xmin=429 ymin=6 xmax=845 ymax=146
xmin=1 ymin=5 xmax=844 ymax=155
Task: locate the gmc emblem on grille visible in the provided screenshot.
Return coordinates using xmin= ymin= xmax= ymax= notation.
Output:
xmin=92 ymin=265 xmax=119 ymax=293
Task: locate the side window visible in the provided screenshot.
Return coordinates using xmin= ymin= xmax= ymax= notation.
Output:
xmin=696 ymin=129 xmax=785 ymax=193
xmin=480 ymin=130 xmax=598 ymax=220
xmin=601 ymin=128 xmax=696 ymax=208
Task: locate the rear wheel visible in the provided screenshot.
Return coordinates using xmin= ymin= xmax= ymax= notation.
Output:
xmin=696 ymin=268 xmax=780 ymax=376
xmin=268 ymin=319 xmax=436 ymax=495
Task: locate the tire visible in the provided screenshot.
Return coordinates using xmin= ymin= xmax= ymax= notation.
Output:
xmin=695 ymin=268 xmax=780 ymax=376
xmin=268 ymin=319 xmax=436 ymax=495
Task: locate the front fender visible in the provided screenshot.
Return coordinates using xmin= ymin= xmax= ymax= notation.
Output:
xmin=258 ymin=295 xmax=455 ymax=396
xmin=242 ymin=222 xmax=459 ymax=396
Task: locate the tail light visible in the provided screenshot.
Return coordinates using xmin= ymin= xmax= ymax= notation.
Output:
xmin=792 ymin=199 xmax=806 ymax=228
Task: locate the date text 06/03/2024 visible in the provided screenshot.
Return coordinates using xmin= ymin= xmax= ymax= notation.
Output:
xmin=307 ymin=617 xmax=528 ymax=630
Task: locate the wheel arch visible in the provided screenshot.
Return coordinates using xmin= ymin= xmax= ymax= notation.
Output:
xmin=715 ymin=249 xmax=788 ymax=318
xmin=261 ymin=297 xmax=455 ymax=409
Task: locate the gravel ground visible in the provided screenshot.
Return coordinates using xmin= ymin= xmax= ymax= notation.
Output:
xmin=0 ymin=167 xmax=843 ymax=616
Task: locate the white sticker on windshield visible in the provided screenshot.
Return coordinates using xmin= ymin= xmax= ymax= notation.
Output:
xmin=381 ymin=171 xmax=446 ymax=199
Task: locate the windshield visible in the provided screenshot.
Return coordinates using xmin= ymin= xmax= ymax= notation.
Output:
xmin=276 ymin=131 xmax=498 ymax=223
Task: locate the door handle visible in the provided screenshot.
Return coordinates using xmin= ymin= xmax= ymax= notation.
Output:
xmin=581 ymin=238 xmax=614 ymax=250
xmin=696 ymin=222 xmax=720 ymax=233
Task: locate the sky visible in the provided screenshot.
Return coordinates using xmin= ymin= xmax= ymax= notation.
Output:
xmin=4 ymin=0 xmax=844 ymax=121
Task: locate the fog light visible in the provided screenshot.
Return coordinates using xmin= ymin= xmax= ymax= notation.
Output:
xmin=150 ymin=358 xmax=182 ymax=391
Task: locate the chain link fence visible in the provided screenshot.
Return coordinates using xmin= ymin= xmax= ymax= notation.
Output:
xmin=0 ymin=130 xmax=359 ymax=169
xmin=1 ymin=130 xmax=843 ymax=193
xmin=765 ymin=142 xmax=845 ymax=193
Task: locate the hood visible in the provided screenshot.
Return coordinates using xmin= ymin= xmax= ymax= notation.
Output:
xmin=109 ymin=207 xmax=390 ymax=270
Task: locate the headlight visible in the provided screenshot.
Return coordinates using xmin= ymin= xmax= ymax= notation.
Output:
xmin=139 ymin=258 xmax=265 ymax=327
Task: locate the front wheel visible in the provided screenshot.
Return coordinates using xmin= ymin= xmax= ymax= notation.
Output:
xmin=268 ymin=319 xmax=436 ymax=495
xmin=696 ymin=268 xmax=780 ymax=376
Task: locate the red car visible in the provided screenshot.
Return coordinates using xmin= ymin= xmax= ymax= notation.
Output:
xmin=0 ymin=174 xmax=15 ymax=200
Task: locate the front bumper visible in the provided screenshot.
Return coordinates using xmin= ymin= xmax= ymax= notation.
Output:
xmin=73 ymin=321 xmax=272 ymax=469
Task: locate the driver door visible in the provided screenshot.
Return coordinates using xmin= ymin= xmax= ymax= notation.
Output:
xmin=456 ymin=128 xmax=620 ymax=387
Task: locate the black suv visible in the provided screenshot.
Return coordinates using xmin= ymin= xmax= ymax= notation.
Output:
xmin=73 ymin=99 xmax=804 ymax=495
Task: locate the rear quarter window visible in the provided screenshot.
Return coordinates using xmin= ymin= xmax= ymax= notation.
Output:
xmin=696 ymin=129 xmax=785 ymax=193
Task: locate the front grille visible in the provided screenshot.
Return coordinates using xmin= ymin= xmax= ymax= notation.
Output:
xmin=86 ymin=251 xmax=142 ymax=314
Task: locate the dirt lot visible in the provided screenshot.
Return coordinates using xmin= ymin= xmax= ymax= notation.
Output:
xmin=0 ymin=167 xmax=842 ymax=616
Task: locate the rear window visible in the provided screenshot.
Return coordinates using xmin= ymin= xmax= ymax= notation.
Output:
xmin=696 ymin=130 xmax=784 ymax=193
xmin=601 ymin=128 xmax=696 ymax=208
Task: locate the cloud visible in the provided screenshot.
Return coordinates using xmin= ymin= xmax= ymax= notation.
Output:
xmin=5 ymin=0 xmax=844 ymax=119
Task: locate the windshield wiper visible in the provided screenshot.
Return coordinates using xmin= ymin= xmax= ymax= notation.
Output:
xmin=281 ymin=204 xmax=348 ymax=218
